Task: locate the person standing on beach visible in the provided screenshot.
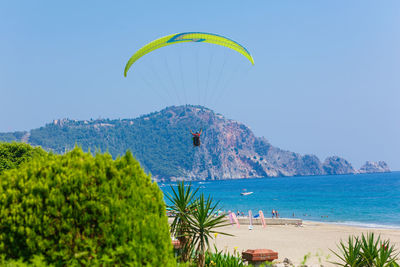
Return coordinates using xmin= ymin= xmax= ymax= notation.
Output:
xmin=272 ymin=209 xmax=275 ymax=218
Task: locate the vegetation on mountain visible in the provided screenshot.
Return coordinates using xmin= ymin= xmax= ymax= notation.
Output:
xmin=20 ymin=108 xmax=206 ymax=178
xmin=0 ymin=132 xmax=27 ymax=143
xmin=0 ymin=106 xmax=390 ymax=180
xmin=0 ymin=147 xmax=175 ymax=266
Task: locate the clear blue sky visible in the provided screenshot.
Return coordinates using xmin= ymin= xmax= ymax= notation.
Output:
xmin=1 ymin=1 xmax=399 ymax=170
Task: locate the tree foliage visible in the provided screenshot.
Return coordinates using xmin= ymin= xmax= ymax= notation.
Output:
xmin=0 ymin=147 xmax=175 ymax=266
xmin=0 ymin=142 xmax=47 ymax=174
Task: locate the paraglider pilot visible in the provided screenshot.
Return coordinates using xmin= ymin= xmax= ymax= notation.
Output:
xmin=190 ymin=129 xmax=202 ymax=147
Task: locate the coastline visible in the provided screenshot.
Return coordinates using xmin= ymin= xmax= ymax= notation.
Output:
xmin=213 ymin=219 xmax=400 ymax=266
xmin=309 ymin=220 xmax=400 ymax=230
xmin=225 ymin=215 xmax=400 ymax=230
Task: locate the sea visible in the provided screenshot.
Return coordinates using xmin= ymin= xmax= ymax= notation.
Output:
xmin=160 ymin=172 xmax=400 ymax=229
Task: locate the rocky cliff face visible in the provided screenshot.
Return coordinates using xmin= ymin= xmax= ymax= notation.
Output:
xmin=0 ymin=105 xmax=391 ymax=180
xmin=164 ymin=106 xmax=327 ymax=180
xmin=178 ymin=107 xmax=359 ymax=180
xmin=322 ymin=156 xmax=356 ymax=175
xmin=359 ymin=161 xmax=391 ymax=174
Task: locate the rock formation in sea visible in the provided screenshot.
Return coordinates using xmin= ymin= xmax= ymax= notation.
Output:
xmin=0 ymin=105 xmax=391 ymax=180
xmin=358 ymin=161 xmax=391 ymax=174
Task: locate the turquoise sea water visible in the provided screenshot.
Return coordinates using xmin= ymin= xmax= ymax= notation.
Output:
xmin=161 ymin=172 xmax=400 ymax=228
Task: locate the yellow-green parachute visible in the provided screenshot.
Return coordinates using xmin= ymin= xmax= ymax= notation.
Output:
xmin=124 ymin=32 xmax=254 ymax=77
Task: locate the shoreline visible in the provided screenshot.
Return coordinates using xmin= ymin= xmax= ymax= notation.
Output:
xmin=305 ymin=220 xmax=400 ymax=230
xmin=228 ymin=215 xmax=400 ymax=230
xmin=169 ymin=215 xmax=400 ymax=230
xmin=213 ymin=220 xmax=400 ymax=266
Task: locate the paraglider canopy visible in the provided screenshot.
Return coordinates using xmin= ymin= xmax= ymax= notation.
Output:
xmin=124 ymin=32 xmax=254 ymax=77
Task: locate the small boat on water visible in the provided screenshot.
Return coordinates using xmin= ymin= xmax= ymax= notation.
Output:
xmin=240 ymin=191 xmax=253 ymax=196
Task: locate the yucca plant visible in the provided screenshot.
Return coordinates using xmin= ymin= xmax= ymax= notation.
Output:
xmin=166 ymin=181 xmax=199 ymax=262
xmin=186 ymin=193 xmax=232 ymax=267
xmin=329 ymin=235 xmax=363 ymax=267
xmin=360 ymin=233 xmax=380 ymax=266
xmin=330 ymin=233 xmax=399 ymax=267
xmin=374 ymin=239 xmax=399 ymax=267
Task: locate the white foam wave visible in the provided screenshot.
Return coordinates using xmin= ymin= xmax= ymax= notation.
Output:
xmin=311 ymin=220 xmax=400 ymax=230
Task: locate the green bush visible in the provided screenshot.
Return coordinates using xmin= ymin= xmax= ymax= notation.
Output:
xmin=0 ymin=147 xmax=175 ymax=266
xmin=0 ymin=142 xmax=47 ymax=174
xmin=205 ymin=245 xmax=245 ymax=267
xmin=330 ymin=233 xmax=399 ymax=267
xmin=204 ymin=245 xmax=276 ymax=267
xmin=0 ymin=254 xmax=50 ymax=267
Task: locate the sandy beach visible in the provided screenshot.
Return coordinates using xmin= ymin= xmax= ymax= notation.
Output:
xmin=213 ymin=221 xmax=400 ymax=266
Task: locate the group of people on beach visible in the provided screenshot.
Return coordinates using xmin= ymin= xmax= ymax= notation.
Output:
xmin=235 ymin=209 xmax=281 ymax=218
xmin=236 ymin=210 xmax=245 ymax=217
xmin=272 ymin=209 xmax=279 ymax=218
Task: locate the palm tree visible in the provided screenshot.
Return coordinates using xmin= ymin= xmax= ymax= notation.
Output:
xmin=166 ymin=181 xmax=198 ymax=262
xmin=185 ymin=193 xmax=232 ymax=267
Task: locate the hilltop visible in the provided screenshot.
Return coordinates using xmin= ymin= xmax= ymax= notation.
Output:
xmin=0 ymin=105 xmax=390 ymax=180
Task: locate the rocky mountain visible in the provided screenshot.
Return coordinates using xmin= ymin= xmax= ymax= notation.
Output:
xmin=0 ymin=105 xmax=390 ymax=180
